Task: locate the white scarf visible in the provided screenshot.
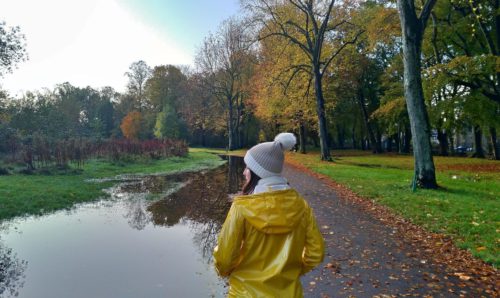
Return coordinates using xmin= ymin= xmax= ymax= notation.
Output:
xmin=253 ymin=176 xmax=291 ymax=194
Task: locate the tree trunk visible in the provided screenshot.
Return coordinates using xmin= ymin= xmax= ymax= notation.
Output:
xmin=448 ymin=133 xmax=455 ymax=155
xmin=397 ymin=0 xmax=438 ymax=188
xmin=490 ymin=127 xmax=499 ymax=160
xmin=403 ymin=125 xmax=411 ymax=153
xmin=386 ymin=136 xmax=393 ymax=152
xmin=376 ymin=129 xmax=383 ymax=153
xmin=357 ymin=90 xmax=380 ymax=153
xmin=337 ymin=126 xmax=345 ymax=149
xmin=312 ymin=134 xmax=319 ymax=148
xmin=313 ymin=68 xmax=332 ymax=161
xmin=201 ymin=127 xmax=206 ymax=147
xmin=473 ymin=125 xmax=485 ymax=158
xmin=299 ymin=124 xmax=307 ymax=154
xmin=395 ymin=132 xmax=401 ymax=153
xmin=351 ymin=126 xmax=357 ymax=149
xmin=236 ymin=95 xmax=244 ymax=149
xmin=437 ymin=129 xmax=449 ymax=156
xmin=227 ymin=96 xmax=235 ymax=150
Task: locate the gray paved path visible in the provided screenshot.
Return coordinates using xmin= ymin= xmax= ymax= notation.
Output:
xmin=281 ymin=165 xmax=495 ymax=298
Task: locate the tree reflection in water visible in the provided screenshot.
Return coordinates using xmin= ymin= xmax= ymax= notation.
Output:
xmin=124 ymin=197 xmax=152 ymax=230
xmin=120 ymin=173 xmax=192 ymax=230
xmin=117 ymin=156 xmax=245 ymax=261
xmin=148 ymin=156 xmax=245 ymax=262
xmin=0 ymin=240 xmax=27 ymax=297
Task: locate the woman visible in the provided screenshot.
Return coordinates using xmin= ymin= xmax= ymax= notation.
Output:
xmin=214 ymin=133 xmax=325 ymax=297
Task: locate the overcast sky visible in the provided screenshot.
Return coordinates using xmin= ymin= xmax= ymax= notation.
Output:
xmin=0 ymin=0 xmax=239 ymax=95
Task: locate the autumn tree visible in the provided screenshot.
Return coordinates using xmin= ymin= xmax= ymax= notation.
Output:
xmin=243 ymin=0 xmax=364 ymax=160
xmin=120 ymin=111 xmax=143 ymax=140
xmin=397 ymin=0 xmax=438 ymax=188
xmin=373 ymin=55 xmax=412 ymax=154
xmin=251 ymin=29 xmax=316 ymax=153
xmin=195 ymin=18 xmax=254 ymax=150
xmin=178 ymin=73 xmax=225 ymax=147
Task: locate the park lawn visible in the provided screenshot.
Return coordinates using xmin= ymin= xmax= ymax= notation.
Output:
xmin=286 ymin=151 xmax=499 ymax=267
xmin=0 ymin=151 xmax=225 ymax=222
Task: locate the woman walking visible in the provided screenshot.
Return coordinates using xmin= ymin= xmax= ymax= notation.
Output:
xmin=214 ymin=133 xmax=325 ymax=297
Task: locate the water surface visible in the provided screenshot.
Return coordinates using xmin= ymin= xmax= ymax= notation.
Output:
xmin=0 ymin=156 xmax=245 ymax=298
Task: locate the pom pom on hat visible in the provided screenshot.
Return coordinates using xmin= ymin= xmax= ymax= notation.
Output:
xmin=274 ymin=133 xmax=296 ymax=150
xmin=244 ymin=132 xmax=296 ymax=178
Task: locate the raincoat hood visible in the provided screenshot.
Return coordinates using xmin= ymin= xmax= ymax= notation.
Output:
xmin=214 ymin=188 xmax=325 ymax=297
xmin=233 ymin=189 xmax=305 ymax=234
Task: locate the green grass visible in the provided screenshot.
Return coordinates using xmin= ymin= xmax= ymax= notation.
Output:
xmin=287 ymin=151 xmax=500 ymax=267
xmin=0 ymin=151 xmax=225 ymax=222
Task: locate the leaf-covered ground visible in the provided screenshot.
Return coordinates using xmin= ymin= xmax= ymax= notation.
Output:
xmin=287 ymin=151 xmax=499 ymax=266
xmin=282 ymin=163 xmax=498 ymax=297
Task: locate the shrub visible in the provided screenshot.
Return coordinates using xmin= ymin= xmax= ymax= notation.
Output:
xmin=0 ymin=167 xmax=10 ymax=175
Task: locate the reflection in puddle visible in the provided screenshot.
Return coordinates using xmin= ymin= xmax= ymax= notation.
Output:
xmin=0 ymin=241 xmax=27 ymax=297
xmin=0 ymin=155 xmax=245 ymax=298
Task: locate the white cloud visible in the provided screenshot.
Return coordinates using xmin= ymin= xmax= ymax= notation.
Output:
xmin=1 ymin=0 xmax=192 ymax=95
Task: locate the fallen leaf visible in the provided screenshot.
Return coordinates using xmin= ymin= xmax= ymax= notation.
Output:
xmin=454 ymin=273 xmax=472 ymax=281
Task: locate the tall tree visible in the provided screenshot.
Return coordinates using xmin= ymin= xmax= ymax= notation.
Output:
xmin=397 ymin=0 xmax=438 ymax=188
xmin=243 ymin=0 xmax=363 ymax=160
xmin=145 ymin=65 xmax=186 ymax=112
xmin=178 ymin=74 xmax=225 ymax=147
xmin=0 ymin=21 xmax=28 ymax=78
xmin=251 ymin=31 xmax=316 ymax=153
xmin=195 ymin=18 xmax=253 ymax=150
xmin=125 ymin=60 xmax=152 ymax=111
xmin=146 ymin=65 xmax=188 ymax=140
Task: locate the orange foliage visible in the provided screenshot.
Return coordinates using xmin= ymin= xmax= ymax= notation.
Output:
xmin=120 ymin=111 xmax=142 ymax=140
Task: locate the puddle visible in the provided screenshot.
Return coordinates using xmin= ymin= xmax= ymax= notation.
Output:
xmin=0 ymin=155 xmax=245 ymax=298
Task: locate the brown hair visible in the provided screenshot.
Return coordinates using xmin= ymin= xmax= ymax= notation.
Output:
xmin=241 ymin=169 xmax=261 ymax=195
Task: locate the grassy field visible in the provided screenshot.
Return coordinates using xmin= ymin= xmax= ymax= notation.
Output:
xmin=0 ymin=151 xmax=225 ymax=222
xmin=286 ymin=150 xmax=499 ymax=266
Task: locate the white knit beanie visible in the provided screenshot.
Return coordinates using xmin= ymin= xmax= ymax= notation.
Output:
xmin=244 ymin=133 xmax=297 ymax=178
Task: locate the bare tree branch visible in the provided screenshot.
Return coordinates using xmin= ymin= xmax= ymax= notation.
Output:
xmin=322 ymin=29 xmax=364 ymax=75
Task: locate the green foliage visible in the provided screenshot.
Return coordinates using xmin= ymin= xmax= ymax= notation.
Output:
xmin=424 ymin=55 xmax=499 ymax=94
xmin=424 ymin=55 xmax=500 ymax=130
xmin=145 ymin=65 xmax=186 ymax=112
xmin=371 ymin=97 xmax=408 ymax=134
xmin=153 ymin=103 xmax=186 ymax=140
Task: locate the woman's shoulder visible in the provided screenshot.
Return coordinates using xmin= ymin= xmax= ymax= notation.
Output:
xmin=233 ymin=188 xmax=307 ymax=204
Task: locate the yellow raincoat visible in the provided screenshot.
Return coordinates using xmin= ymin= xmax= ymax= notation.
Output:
xmin=213 ymin=189 xmax=325 ymax=297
